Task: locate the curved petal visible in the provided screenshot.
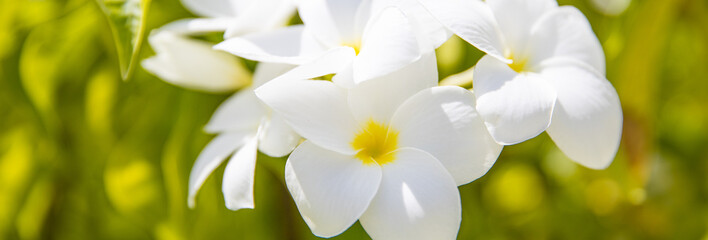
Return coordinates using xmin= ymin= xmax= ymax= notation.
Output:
xmin=157 ymin=18 xmax=233 ymax=35
xmin=252 ymin=63 xmax=295 ymax=88
xmin=391 ymin=86 xmax=502 ymax=185
xmin=180 ymin=0 xmax=241 ymax=18
xmin=258 ymin=113 xmax=301 ymax=157
xmin=204 ymin=89 xmax=267 ymax=134
xmin=530 ymin=6 xmax=606 ymax=74
xmin=255 ymin=79 xmax=360 ymax=155
xmin=295 ymin=0 xmax=365 ymax=46
xmin=543 ymin=64 xmax=622 ymax=169
xmin=348 ymin=52 xmax=437 ymax=125
xmin=473 ymin=55 xmax=557 ymax=145
xmin=416 ymin=0 xmax=507 ymax=62
xmin=224 ymin=0 xmax=295 ymax=38
xmin=354 ymin=7 xmax=421 ymax=84
xmin=142 ymin=31 xmax=250 ymax=93
xmin=359 ymin=148 xmax=461 ymax=240
xmin=214 ymin=25 xmax=326 ymax=65
xmin=368 ymin=0 xmax=452 ymax=49
xmin=286 ymin=141 xmax=382 ymax=237
xmin=270 ymin=47 xmax=357 ymax=84
xmin=222 ymin=135 xmax=259 ymax=211
xmin=486 ymin=0 xmax=557 ymax=55
xmin=399 ymin=0 xmax=452 ymax=49
xmin=188 ymin=131 xmax=253 ymax=208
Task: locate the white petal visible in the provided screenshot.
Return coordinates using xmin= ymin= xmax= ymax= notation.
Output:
xmin=486 ymin=0 xmax=557 ymax=54
xmin=391 ymin=86 xmax=503 ymax=185
xmin=473 ymin=55 xmax=557 ymax=145
xmin=214 ymin=25 xmax=326 ymax=65
xmin=530 ymin=6 xmax=606 ymax=74
xmin=204 ymin=89 xmax=267 ymax=134
xmin=295 ymin=0 xmax=366 ymax=46
xmin=398 ymin=0 xmax=452 ymax=48
xmin=348 ymin=52 xmax=437 ymax=125
xmin=180 ymin=0 xmax=241 ymax=18
xmin=252 ymin=63 xmax=295 ymax=88
xmin=222 ymin=135 xmax=259 ymax=211
xmin=142 ymin=31 xmax=250 ymax=93
xmin=188 ymin=131 xmax=253 ymax=208
xmin=369 ymin=0 xmax=452 ymax=49
xmin=416 ymin=0 xmax=507 ymax=61
xmin=590 ymin=0 xmax=631 ymax=16
xmin=224 ymin=0 xmax=295 ymax=38
xmin=359 ymin=148 xmax=461 ymax=240
xmin=354 ymin=7 xmax=421 ymax=84
xmin=270 ymin=47 xmax=357 ymax=84
xmin=255 ymin=79 xmax=360 ymax=155
xmin=285 ymin=141 xmax=382 ymax=237
xmin=543 ymin=64 xmax=622 ymax=169
xmin=258 ymin=113 xmax=301 ymax=157
xmin=157 ymin=18 xmax=233 ymax=35
xmin=331 ymin=63 xmax=356 ymax=89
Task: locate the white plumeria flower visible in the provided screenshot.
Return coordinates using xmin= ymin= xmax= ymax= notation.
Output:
xmin=418 ymin=0 xmax=623 ymax=168
xmin=255 ymin=52 xmax=502 ymax=239
xmin=187 ymin=63 xmax=301 ymax=210
xmin=215 ymin=0 xmax=449 ymax=86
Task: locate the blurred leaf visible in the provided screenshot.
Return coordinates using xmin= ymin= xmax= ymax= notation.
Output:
xmin=19 ymin=4 xmax=101 ymax=127
xmin=0 ymin=129 xmax=35 ymax=238
xmin=96 ymin=0 xmax=151 ymax=81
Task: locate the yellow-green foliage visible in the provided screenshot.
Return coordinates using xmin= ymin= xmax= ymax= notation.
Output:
xmin=0 ymin=0 xmax=707 ymax=239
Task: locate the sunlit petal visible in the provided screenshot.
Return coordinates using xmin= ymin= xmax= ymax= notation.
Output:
xmin=255 ymin=79 xmax=360 ymax=155
xmin=416 ymin=0 xmax=507 ymax=62
xmin=286 ymin=141 xmax=382 ymax=237
xmin=348 ymin=52 xmax=437 ymax=124
xmin=142 ymin=31 xmax=250 ymax=93
xmin=359 ymin=148 xmax=460 ymax=240
xmin=354 ymin=7 xmax=421 ymax=84
xmin=188 ymin=131 xmax=253 ymax=208
xmin=258 ymin=113 xmax=301 ymax=158
xmin=543 ymin=63 xmax=622 ymax=169
xmin=222 ymin=135 xmax=259 ymax=211
xmin=203 ymin=89 xmax=267 ymax=134
xmin=224 ymin=0 xmax=295 ymax=38
xmin=473 ymin=55 xmax=557 ymax=145
xmin=391 ymin=86 xmax=502 ymax=185
xmin=180 ymin=0 xmax=242 ymax=18
xmin=214 ymin=25 xmax=326 ymax=65
xmin=530 ymin=6 xmax=606 ymax=74
xmin=295 ymin=0 xmax=365 ymax=46
xmin=486 ymin=0 xmax=557 ymax=54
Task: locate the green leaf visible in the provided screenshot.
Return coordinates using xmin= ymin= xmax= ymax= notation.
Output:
xmin=96 ymin=0 xmax=151 ymax=81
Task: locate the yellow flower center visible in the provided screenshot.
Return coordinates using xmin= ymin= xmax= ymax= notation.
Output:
xmin=504 ymin=50 xmax=529 ymax=73
xmin=351 ymin=120 xmax=399 ymax=165
xmin=343 ymin=41 xmax=361 ymax=55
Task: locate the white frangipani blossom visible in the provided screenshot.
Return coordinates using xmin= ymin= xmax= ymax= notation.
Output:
xmin=187 ymin=63 xmax=301 ymax=210
xmin=418 ymin=0 xmax=623 ymax=169
xmin=255 ymin=53 xmax=502 ymax=239
xmin=215 ymin=0 xmax=449 ymax=86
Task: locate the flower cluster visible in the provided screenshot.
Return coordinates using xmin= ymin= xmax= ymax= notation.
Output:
xmin=142 ymin=0 xmax=623 ymax=239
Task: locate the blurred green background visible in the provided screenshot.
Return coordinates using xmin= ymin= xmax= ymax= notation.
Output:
xmin=1 ymin=0 xmax=707 ymax=239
